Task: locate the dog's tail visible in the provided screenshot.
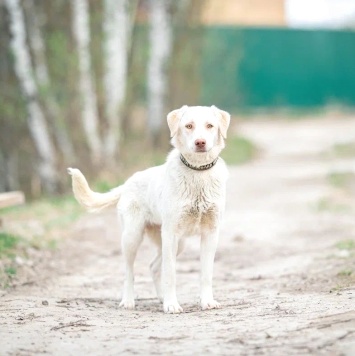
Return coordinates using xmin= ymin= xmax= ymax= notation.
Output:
xmin=67 ymin=168 xmax=122 ymax=212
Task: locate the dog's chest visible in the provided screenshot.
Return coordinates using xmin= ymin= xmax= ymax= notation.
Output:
xmin=178 ymin=172 xmax=223 ymax=215
xmin=174 ymin=174 xmax=223 ymax=235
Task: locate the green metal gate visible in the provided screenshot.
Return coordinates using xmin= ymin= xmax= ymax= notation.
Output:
xmin=200 ymin=27 xmax=355 ymax=111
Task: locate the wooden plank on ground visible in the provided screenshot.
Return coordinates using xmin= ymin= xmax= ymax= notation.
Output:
xmin=0 ymin=191 xmax=25 ymax=209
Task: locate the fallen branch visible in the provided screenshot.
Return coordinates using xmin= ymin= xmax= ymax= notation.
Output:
xmin=50 ymin=319 xmax=93 ymax=331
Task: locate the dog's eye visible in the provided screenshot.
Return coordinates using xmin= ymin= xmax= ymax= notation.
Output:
xmin=185 ymin=124 xmax=193 ymax=129
xmin=207 ymin=124 xmax=214 ymax=129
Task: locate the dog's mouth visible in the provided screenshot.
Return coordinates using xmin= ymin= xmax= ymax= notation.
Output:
xmin=195 ymin=147 xmax=207 ymax=153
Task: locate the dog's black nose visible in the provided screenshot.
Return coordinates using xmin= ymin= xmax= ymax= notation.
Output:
xmin=195 ymin=139 xmax=206 ymax=147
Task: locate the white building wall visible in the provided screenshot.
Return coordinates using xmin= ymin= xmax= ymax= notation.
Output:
xmin=285 ymin=0 xmax=355 ymax=29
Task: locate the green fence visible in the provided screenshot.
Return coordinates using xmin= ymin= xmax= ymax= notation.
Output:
xmin=200 ymin=27 xmax=355 ymax=111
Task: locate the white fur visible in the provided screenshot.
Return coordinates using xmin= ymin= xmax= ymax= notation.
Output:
xmin=68 ymin=105 xmax=230 ymax=313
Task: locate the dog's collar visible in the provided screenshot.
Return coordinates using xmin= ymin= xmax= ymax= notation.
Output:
xmin=180 ymin=154 xmax=219 ymax=171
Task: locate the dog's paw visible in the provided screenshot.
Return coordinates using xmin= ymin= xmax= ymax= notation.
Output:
xmin=201 ymin=299 xmax=221 ymax=310
xmin=119 ymin=299 xmax=135 ymax=310
xmin=164 ymin=301 xmax=183 ymax=314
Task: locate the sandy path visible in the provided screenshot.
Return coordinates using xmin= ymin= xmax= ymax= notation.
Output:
xmin=1 ymin=118 xmax=355 ymax=355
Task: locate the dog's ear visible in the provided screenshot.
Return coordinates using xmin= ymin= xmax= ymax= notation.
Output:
xmin=167 ymin=105 xmax=188 ymax=138
xmin=211 ymin=105 xmax=230 ymax=139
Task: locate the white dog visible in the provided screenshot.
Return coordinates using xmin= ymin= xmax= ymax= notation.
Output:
xmin=68 ymin=105 xmax=230 ymax=313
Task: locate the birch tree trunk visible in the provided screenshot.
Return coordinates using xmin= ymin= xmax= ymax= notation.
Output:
xmin=102 ymin=0 xmax=132 ymax=161
xmin=5 ymin=0 xmax=59 ymax=194
xmin=147 ymin=0 xmax=173 ymax=146
xmin=24 ymin=0 xmax=75 ymax=163
xmin=71 ymin=0 xmax=102 ymax=164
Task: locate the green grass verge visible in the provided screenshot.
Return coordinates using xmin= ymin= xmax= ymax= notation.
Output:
xmin=0 ymin=195 xmax=84 ymax=288
xmin=337 ymin=269 xmax=353 ymax=277
xmin=335 ymin=239 xmax=355 ymax=251
xmin=332 ymin=142 xmax=355 ymax=158
xmin=221 ymin=135 xmax=257 ymax=165
xmin=327 ymin=171 xmax=355 ymax=190
xmin=314 ymin=197 xmax=352 ymax=213
xmin=0 ymin=233 xmax=22 ymax=285
xmin=0 ymin=232 xmax=22 ymax=257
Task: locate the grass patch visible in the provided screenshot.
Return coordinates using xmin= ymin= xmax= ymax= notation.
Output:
xmin=4 ymin=266 xmax=17 ymax=276
xmin=0 ymin=263 xmax=18 ymax=287
xmin=0 ymin=195 xmax=84 ymax=288
xmin=124 ymin=150 xmax=166 ymax=170
xmin=0 ymin=232 xmax=21 ymax=257
xmin=331 ymin=142 xmax=355 ymax=158
xmin=334 ymin=268 xmax=354 ymax=293
xmin=221 ymin=135 xmax=257 ymax=165
xmin=314 ymin=197 xmax=351 ymax=213
xmin=329 ymin=284 xmax=343 ymax=293
xmin=337 ymin=269 xmax=353 ymax=277
xmin=94 ymin=180 xmax=118 ymax=193
xmin=335 ymin=239 xmax=355 ymax=251
xmin=0 ymin=233 xmax=22 ymax=287
xmin=2 ymin=195 xmax=83 ymax=231
xmin=327 ymin=171 xmax=355 ymax=190
xmin=92 ymin=144 xmax=167 ymax=192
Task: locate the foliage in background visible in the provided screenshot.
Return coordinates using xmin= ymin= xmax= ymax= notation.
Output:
xmin=0 ymin=0 xmax=208 ymax=197
xmin=221 ymin=135 xmax=257 ymax=165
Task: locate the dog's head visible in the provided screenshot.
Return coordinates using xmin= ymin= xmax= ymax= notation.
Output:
xmin=167 ymin=105 xmax=230 ymax=158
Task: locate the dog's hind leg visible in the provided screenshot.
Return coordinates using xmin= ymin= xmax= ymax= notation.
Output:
xmin=147 ymin=225 xmax=163 ymax=301
xmin=119 ymin=216 xmax=144 ymax=310
xmin=150 ymin=252 xmax=163 ymax=302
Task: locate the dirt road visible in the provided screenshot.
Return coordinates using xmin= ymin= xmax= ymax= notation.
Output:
xmin=1 ymin=118 xmax=355 ymax=355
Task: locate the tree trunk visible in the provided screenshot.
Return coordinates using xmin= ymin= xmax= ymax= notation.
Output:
xmin=5 ymin=0 xmax=59 ymax=194
xmin=71 ymin=0 xmax=102 ymax=165
xmin=102 ymin=0 xmax=133 ymax=161
xmin=147 ymin=0 xmax=173 ymax=147
xmin=0 ymin=150 xmax=19 ymax=192
xmin=24 ymin=0 xmax=75 ymax=163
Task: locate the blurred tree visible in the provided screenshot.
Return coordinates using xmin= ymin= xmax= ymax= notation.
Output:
xmin=71 ymin=0 xmax=102 ymax=165
xmin=4 ymin=0 xmax=59 ymax=194
xmin=102 ymin=0 xmax=138 ymax=162
xmin=24 ymin=0 xmax=75 ymax=162
xmin=169 ymin=0 xmax=205 ymax=109
xmin=0 ymin=150 xmax=19 ymax=192
xmin=0 ymin=0 xmax=209 ymax=196
xmin=147 ymin=0 xmax=173 ymax=147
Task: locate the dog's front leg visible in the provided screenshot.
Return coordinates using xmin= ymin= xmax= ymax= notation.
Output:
xmin=200 ymin=228 xmax=221 ymax=310
xmin=161 ymin=226 xmax=183 ymax=314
